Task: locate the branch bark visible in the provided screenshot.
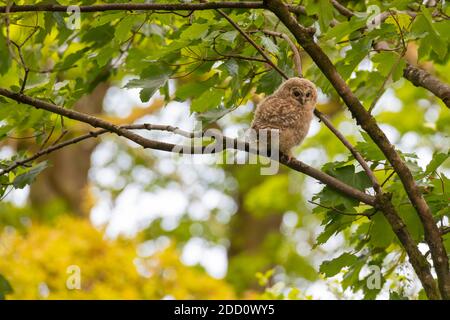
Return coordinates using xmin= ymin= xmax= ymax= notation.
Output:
xmin=0 ymin=2 xmax=298 ymax=14
xmin=264 ymin=0 xmax=448 ymax=299
xmin=376 ymin=193 xmax=441 ymax=299
xmin=404 ymin=63 xmax=450 ymax=108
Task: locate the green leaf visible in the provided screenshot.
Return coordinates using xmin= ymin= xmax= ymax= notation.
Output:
xmin=256 ymin=70 xmax=283 ymax=94
xmin=124 ymin=63 xmax=172 ymax=102
xmin=390 ymin=291 xmax=409 ymax=300
xmin=317 ymin=0 xmax=334 ymax=33
xmin=342 ymin=259 xmax=365 ymax=290
xmin=90 ymin=12 xmax=124 ymax=28
xmin=325 ymin=164 xmax=372 ymax=191
xmin=13 ymin=161 xmax=48 ymax=189
xmin=314 ymin=185 xmax=359 ymax=210
xmin=355 ymin=132 xmax=385 ymax=162
xmin=412 ymin=9 xmax=448 ymax=60
xmin=96 ymin=44 xmax=116 ymax=68
xmin=372 ymin=52 xmax=405 ymax=81
xmin=115 ymin=15 xmax=137 ymax=44
xmin=195 ymin=105 xmax=233 ymax=126
xmin=81 ymin=24 xmax=115 ymax=47
xmin=259 ymin=35 xmax=279 ymax=55
xmin=444 ymin=234 xmax=450 ymax=255
xmin=399 ymin=205 xmax=424 ymax=242
xmin=0 ymin=274 xmax=13 ymax=300
xmin=336 ymin=38 xmax=372 ymax=80
xmin=191 ymin=88 xmax=223 ymax=113
xmin=180 ymin=23 xmax=209 ymax=40
xmin=323 ymin=17 xmax=366 ymax=41
xmin=223 ymin=59 xmax=239 ymax=77
xmin=55 ymin=48 xmax=90 ymax=70
xmin=369 ymin=213 xmax=395 ymax=248
xmin=421 ymin=152 xmax=449 ymax=177
xmin=220 ymin=30 xmax=238 ymax=43
xmin=176 ymin=82 xmax=209 ymax=100
xmin=320 ymin=252 xmax=358 ymax=277
xmin=0 ymin=125 xmax=13 ymax=138
xmin=0 ymin=31 xmax=11 ymax=75
xmin=315 ymin=219 xmax=341 ymax=246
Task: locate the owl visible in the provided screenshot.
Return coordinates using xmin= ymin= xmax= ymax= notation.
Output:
xmin=250 ymin=77 xmax=318 ymax=157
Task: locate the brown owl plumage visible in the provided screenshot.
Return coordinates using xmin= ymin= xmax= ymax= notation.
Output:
xmin=250 ymin=77 xmax=318 ymax=156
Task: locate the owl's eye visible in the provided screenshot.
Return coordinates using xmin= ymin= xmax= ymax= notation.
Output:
xmin=305 ymin=91 xmax=311 ymax=98
xmin=293 ymin=90 xmax=301 ymax=97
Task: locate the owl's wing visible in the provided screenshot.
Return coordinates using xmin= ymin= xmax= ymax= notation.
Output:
xmin=251 ymin=96 xmax=291 ymax=130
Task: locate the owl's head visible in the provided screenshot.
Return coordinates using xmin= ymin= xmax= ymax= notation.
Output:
xmin=276 ymin=77 xmax=317 ymax=110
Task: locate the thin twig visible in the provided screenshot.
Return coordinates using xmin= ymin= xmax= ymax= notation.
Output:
xmin=214 ymin=8 xmax=289 ymax=79
xmin=308 ymin=200 xmax=374 ymax=217
xmin=315 ymin=110 xmax=382 ymax=193
xmin=261 ymin=29 xmax=302 ymax=77
xmin=381 ymin=170 xmax=396 ymax=187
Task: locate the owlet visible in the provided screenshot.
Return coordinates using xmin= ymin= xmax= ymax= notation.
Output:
xmin=250 ymin=77 xmax=318 ymax=156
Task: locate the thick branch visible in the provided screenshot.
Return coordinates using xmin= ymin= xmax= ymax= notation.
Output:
xmin=404 ymin=64 xmax=450 ymax=108
xmin=264 ymin=0 xmax=448 ymax=299
xmin=0 ymin=88 xmax=375 ymax=206
xmin=376 ymin=193 xmax=441 ymax=300
xmin=314 ymin=110 xmax=382 ymax=194
xmin=330 ymin=0 xmax=353 ymax=18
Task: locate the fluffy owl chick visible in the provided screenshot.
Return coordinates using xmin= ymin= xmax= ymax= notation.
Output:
xmin=250 ymin=77 xmax=317 ymax=156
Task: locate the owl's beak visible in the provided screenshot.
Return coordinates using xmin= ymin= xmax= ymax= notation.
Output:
xmin=297 ymin=93 xmax=306 ymax=105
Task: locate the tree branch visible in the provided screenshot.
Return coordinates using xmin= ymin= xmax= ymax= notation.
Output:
xmin=404 ymin=64 xmax=450 ymax=108
xmin=0 ymin=2 xmax=266 ymax=13
xmin=0 ymin=2 xmax=307 ymax=14
xmin=0 ymin=123 xmax=199 ymax=177
xmin=330 ymin=0 xmax=354 ymax=18
xmin=0 ymin=88 xmax=375 ymax=206
xmin=376 ymin=193 xmax=441 ymax=300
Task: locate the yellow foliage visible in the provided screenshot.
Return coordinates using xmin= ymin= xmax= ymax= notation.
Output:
xmin=0 ymin=216 xmax=235 ymax=300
